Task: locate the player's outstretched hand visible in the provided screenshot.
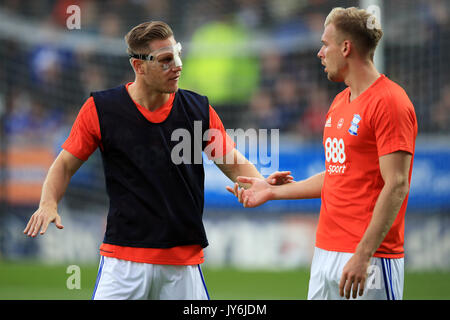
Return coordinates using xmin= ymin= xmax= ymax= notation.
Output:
xmin=225 ymin=176 xmax=273 ymax=208
xmin=265 ymin=171 xmax=294 ymax=185
xmin=23 ymin=206 xmax=64 ymax=237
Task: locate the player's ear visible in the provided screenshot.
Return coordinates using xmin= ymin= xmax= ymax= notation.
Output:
xmin=131 ymin=58 xmax=146 ymax=75
xmin=341 ymin=40 xmax=352 ymax=58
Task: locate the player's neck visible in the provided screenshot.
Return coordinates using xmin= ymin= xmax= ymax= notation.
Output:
xmin=345 ymin=61 xmax=380 ymax=102
xmin=127 ymin=80 xmax=170 ymax=112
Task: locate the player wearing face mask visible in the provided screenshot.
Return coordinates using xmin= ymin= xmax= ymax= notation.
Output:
xmin=24 ymin=21 xmax=293 ymax=300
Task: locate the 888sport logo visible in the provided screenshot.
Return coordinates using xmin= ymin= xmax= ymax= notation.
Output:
xmin=325 ymin=137 xmax=347 ymax=175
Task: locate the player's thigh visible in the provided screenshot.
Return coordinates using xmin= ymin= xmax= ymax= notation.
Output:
xmin=308 ymin=247 xmax=352 ymax=299
xmin=308 ymin=247 xmax=333 ymax=299
xmin=154 ymin=264 xmax=209 ymax=300
xmin=92 ymin=256 xmax=151 ymax=300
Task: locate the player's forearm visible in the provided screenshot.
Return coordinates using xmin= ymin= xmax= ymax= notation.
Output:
xmin=355 ymin=180 xmax=410 ymax=259
xmin=271 ymin=171 xmax=324 ymax=200
xmin=215 ymin=149 xmax=264 ymax=187
xmin=39 ymin=161 xmax=71 ymax=209
xmin=39 ymin=151 xmax=82 ymax=209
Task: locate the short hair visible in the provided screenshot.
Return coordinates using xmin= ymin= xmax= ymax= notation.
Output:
xmin=324 ymin=7 xmax=383 ymax=60
xmin=125 ymin=21 xmax=173 ymax=56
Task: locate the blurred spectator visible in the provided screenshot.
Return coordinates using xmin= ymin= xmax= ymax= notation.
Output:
xmin=181 ymin=0 xmax=231 ymax=36
xmin=0 ymin=39 xmax=25 ymax=94
xmin=26 ymin=97 xmax=64 ymax=143
xmin=268 ymin=0 xmax=310 ymax=46
xmin=180 ymin=18 xmax=259 ymax=108
xmin=4 ymin=90 xmax=33 ymax=140
xmin=5 ymin=90 xmax=63 ymax=146
xmin=142 ymin=0 xmax=171 ymax=23
xmin=79 ymin=62 xmax=107 ymax=98
xmin=266 ymin=0 xmax=306 ymax=24
xmin=259 ymin=48 xmax=283 ymax=95
xmin=431 ymin=84 xmax=450 ymax=133
xmin=235 ymin=0 xmax=267 ymax=30
xmin=29 ymin=44 xmax=80 ymax=109
xmin=98 ymin=12 xmax=122 ymax=38
xmin=105 ymin=0 xmax=151 ymax=34
xmin=273 ymin=75 xmax=307 ymax=132
xmin=30 ymin=46 xmax=62 ymax=85
xmin=296 ymin=86 xmax=330 ymax=139
xmin=248 ymin=89 xmax=281 ymax=130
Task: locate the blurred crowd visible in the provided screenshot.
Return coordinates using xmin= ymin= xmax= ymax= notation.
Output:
xmin=0 ymin=0 xmax=449 ymax=154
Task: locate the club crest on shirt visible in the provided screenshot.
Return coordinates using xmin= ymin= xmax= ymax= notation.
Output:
xmin=348 ymin=114 xmax=361 ymax=136
xmin=337 ymin=118 xmax=344 ymax=129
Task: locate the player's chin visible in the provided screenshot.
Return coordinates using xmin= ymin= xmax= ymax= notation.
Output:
xmin=163 ymin=84 xmax=179 ymax=93
xmin=327 ymin=72 xmax=343 ymax=83
xmin=165 ymin=79 xmax=179 ymax=92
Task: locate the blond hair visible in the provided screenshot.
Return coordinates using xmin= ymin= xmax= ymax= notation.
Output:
xmin=325 ymin=7 xmax=383 ymax=60
xmin=125 ymin=21 xmax=173 ymax=55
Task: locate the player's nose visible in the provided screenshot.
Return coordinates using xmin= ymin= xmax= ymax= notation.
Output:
xmin=317 ymin=47 xmax=324 ymax=59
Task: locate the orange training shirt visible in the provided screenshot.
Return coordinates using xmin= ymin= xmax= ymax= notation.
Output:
xmin=316 ymin=74 xmax=417 ymax=258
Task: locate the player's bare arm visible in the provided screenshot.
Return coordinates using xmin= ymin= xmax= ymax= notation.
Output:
xmin=216 ymin=148 xmax=293 ymax=190
xmin=226 ymin=171 xmax=325 ymax=207
xmin=23 ymin=150 xmax=84 ymax=237
xmin=339 ymin=150 xmax=412 ymax=299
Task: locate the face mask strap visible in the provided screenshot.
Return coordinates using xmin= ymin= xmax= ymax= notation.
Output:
xmin=128 ymin=53 xmax=154 ymax=61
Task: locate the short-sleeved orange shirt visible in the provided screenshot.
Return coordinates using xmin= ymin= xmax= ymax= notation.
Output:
xmin=316 ymin=75 xmax=417 ymax=258
xmin=62 ymin=83 xmax=235 ymax=265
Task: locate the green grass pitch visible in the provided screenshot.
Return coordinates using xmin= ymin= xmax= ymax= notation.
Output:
xmin=0 ymin=261 xmax=449 ymax=300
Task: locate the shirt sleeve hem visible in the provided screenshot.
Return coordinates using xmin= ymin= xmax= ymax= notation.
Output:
xmin=378 ymin=145 xmax=414 ymax=158
xmin=61 ymin=145 xmax=89 ymax=161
